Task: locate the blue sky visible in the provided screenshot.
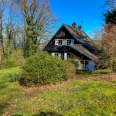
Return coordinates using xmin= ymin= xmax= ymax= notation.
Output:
xmin=51 ymin=0 xmax=106 ymax=36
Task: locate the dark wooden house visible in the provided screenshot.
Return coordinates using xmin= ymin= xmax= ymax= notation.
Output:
xmin=43 ymin=23 xmax=100 ymax=70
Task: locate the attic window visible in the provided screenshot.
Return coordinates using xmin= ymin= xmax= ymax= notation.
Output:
xmin=58 ymin=40 xmax=62 ymax=45
xmin=67 ymin=40 xmax=71 ymax=45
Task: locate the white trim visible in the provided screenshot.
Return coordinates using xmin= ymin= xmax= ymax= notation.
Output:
xmin=64 ymin=53 xmax=67 ymax=60
xmin=55 ymin=39 xmax=74 ymax=46
xmin=63 ymin=39 xmax=67 ymax=45
xmin=55 ymin=39 xmax=58 ymax=45
xmin=51 ymin=53 xmax=55 ymax=56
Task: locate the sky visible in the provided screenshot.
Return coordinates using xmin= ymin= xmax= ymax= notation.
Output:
xmin=51 ymin=0 xmax=106 ymax=37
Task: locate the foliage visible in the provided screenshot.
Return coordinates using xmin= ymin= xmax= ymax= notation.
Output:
xmin=0 ymin=60 xmax=6 ymax=69
xmin=0 ymin=67 xmax=116 ymax=115
xmin=8 ymin=49 xmax=24 ymax=60
xmin=99 ymin=51 xmax=109 ymax=69
xmin=102 ymin=25 xmax=116 ymax=70
xmin=64 ymin=61 xmax=76 ymax=79
xmin=6 ymin=59 xmax=16 ymax=68
xmin=8 ymin=73 xmax=21 ymax=82
xmin=93 ymin=69 xmax=112 ymax=74
xmin=0 ymin=0 xmax=57 ymax=59
xmin=104 ymin=8 xmax=116 ymax=25
xmin=19 ymin=52 xmax=75 ymax=86
xmin=67 ymin=58 xmax=78 ymax=68
xmin=10 ymin=0 xmax=57 ymax=58
xmin=16 ymin=59 xmax=26 ymax=68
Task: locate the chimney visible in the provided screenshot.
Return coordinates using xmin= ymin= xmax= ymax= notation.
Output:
xmin=78 ymin=25 xmax=82 ymax=31
xmin=72 ymin=22 xmax=76 ymax=29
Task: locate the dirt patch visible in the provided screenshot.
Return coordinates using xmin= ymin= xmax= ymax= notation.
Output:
xmin=21 ymin=77 xmax=77 ymax=95
xmin=20 ymin=74 xmax=116 ymax=95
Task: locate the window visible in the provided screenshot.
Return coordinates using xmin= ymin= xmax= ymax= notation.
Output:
xmin=80 ymin=60 xmax=89 ymax=70
xmin=58 ymin=40 xmax=62 ymax=45
xmin=55 ymin=39 xmax=74 ymax=45
xmin=54 ymin=53 xmax=67 ymax=60
xmin=55 ymin=53 xmax=59 ymax=57
xmin=67 ymin=40 xmax=71 ymax=45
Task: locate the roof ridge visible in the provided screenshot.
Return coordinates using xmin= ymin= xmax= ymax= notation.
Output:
xmin=64 ymin=25 xmax=84 ymax=39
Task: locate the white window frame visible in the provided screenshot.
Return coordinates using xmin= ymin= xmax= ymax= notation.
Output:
xmin=52 ymin=52 xmax=68 ymax=60
xmin=66 ymin=39 xmax=74 ymax=45
xmin=67 ymin=39 xmax=72 ymax=45
xmin=55 ymin=53 xmax=61 ymax=58
xmin=55 ymin=39 xmax=74 ymax=46
xmin=55 ymin=39 xmax=63 ymax=46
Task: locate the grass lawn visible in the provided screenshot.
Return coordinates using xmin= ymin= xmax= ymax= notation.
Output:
xmin=0 ymin=67 xmax=116 ymax=115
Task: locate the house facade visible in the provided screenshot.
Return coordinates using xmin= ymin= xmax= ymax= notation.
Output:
xmin=43 ymin=23 xmax=100 ymax=70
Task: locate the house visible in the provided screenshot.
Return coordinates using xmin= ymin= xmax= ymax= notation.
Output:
xmin=43 ymin=23 xmax=101 ymax=70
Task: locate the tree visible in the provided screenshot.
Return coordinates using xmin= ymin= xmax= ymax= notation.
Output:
xmin=100 ymin=0 xmax=116 ymax=70
xmin=104 ymin=8 xmax=116 ymax=25
xmin=105 ymin=0 xmax=116 ymax=9
xmin=0 ymin=0 xmax=7 ymax=58
xmin=10 ymin=0 xmax=57 ymax=57
xmin=102 ymin=25 xmax=116 ymax=70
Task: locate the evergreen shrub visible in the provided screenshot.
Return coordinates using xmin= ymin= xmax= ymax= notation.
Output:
xmin=19 ymin=52 xmax=76 ymax=86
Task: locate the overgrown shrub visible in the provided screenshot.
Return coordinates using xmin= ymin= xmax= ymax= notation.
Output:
xmin=0 ymin=60 xmax=6 ymax=69
xmin=6 ymin=59 xmax=16 ymax=68
xmin=19 ymin=52 xmax=76 ymax=86
xmin=67 ymin=58 xmax=78 ymax=68
xmin=5 ymin=49 xmax=24 ymax=60
xmin=16 ymin=59 xmax=26 ymax=68
xmin=9 ymin=73 xmax=21 ymax=82
xmin=64 ymin=61 xmax=76 ymax=79
xmin=99 ymin=52 xmax=109 ymax=69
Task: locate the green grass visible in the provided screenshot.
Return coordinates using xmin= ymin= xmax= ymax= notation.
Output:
xmin=0 ymin=67 xmax=116 ymax=115
xmin=93 ymin=69 xmax=112 ymax=74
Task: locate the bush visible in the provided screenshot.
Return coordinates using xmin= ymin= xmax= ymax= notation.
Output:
xmin=9 ymin=73 xmax=21 ymax=82
xmin=64 ymin=61 xmax=76 ymax=79
xmin=93 ymin=69 xmax=112 ymax=74
xmin=16 ymin=59 xmax=26 ymax=68
xmin=0 ymin=60 xmax=6 ymax=69
xmin=5 ymin=49 xmax=24 ymax=60
xmin=6 ymin=59 xmax=16 ymax=68
xmin=19 ymin=52 xmax=76 ymax=87
xmin=67 ymin=58 xmax=78 ymax=68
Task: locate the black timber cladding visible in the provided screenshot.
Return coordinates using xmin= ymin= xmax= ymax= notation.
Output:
xmin=43 ymin=25 xmax=81 ymax=52
xmin=43 ymin=23 xmax=100 ymax=62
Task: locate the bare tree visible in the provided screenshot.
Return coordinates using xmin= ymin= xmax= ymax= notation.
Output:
xmin=0 ymin=0 xmax=7 ymax=58
xmin=102 ymin=24 xmax=116 ymax=70
xmin=10 ymin=0 xmax=57 ymax=57
xmin=105 ymin=0 xmax=116 ymax=9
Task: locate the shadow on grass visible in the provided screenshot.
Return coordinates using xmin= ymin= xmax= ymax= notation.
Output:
xmin=34 ymin=112 xmax=63 ymax=116
xmin=33 ymin=112 xmax=63 ymax=116
xmin=77 ymin=70 xmax=92 ymax=75
xmin=12 ymin=112 xmax=63 ymax=116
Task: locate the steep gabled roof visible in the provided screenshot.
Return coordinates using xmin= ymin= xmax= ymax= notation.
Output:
xmin=69 ymin=44 xmax=99 ymax=63
xmin=43 ymin=24 xmax=101 ymax=58
xmin=43 ymin=24 xmax=84 ymax=50
xmin=64 ymin=24 xmax=101 ymax=51
xmin=63 ymin=24 xmax=84 ymax=43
